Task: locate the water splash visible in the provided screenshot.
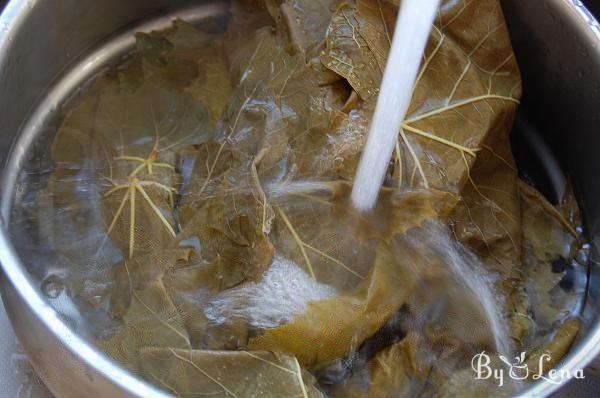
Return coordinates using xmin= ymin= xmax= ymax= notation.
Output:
xmin=205 ymin=255 xmax=337 ymax=329
xmin=403 ymin=221 xmax=514 ymax=360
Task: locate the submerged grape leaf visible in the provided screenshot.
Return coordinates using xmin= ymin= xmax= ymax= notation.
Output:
xmin=140 ymin=348 xmax=324 ymax=397
xmin=173 ymin=22 xmax=374 ymax=305
xmin=322 ymin=0 xmax=521 ymax=193
xmin=216 ymin=26 xmax=359 ymax=181
xmin=310 ymin=105 xmax=371 ymax=181
xmin=97 ymin=248 xmax=194 ymax=372
xmin=161 ymin=261 xmax=219 ymax=347
xmin=400 ymin=0 xmax=521 ymax=192
xmin=520 ymin=181 xmax=578 ymax=262
xmin=390 ymin=222 xmax=514 ymax=393
xmin=322 ymin=0 xmax=526 ymax=362
xmin=321 ymin=0 xmax=396 ymax=100
xmin=434 ymin=365 xmax=511 ymax=398
xmin=46 ymin=24 xmax=219 ymax=376
xmin=248 ymin=190 xmax=456 ymax=366
xmin=519 ymin=181 xmax=581 ymax=346
xmin=269 ymin=181 xmax=457 ymax=290
xmin=278 ymin=0 xmax=345 ymax=57
xmin=248 ymin=243 xmax=412 ymax=366
xmin=120 ymin=19 xmax=217 ymax=90
xmin=450 ymin=128 xmax=521 ymax=279
xmin=109 ymin=248 xmax=192 ymax=318
xmin=269 ymin=183 xmax=376 ymax=290
xmin=185 ymin=50 xmax=232 ymax=125
xmin=99 ymin=279 xmax=191 ymax=373
xmin=327 ymin=333 xmax=429 ymax=398
xmin=524 ymin=317 xmax=580 ymax=375
xmin=448 ymin=122 xmax=524 ymax=341
xmin=51 ymin=78 xmax=211 ymax=259
xmin=178 ymin=148 xmax=275 ymax=290
xmin=364 ymin=333 xmax=430 ymax=397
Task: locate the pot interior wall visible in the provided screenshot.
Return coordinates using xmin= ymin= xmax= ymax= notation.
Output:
xmin=503 ymin=0 xmax=600 ymax=349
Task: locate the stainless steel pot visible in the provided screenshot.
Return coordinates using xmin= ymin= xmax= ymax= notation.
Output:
xmin=0 ymin=0 xmax=598 ymax=397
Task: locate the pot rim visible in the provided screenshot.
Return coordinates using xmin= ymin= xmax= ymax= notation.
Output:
xmin=0 ymin=1 xmax=175 ymax=397
xmin=0 ymin=0 xmax=599 ymax=397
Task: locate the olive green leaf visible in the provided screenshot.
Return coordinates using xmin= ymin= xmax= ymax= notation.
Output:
xmin=140 ymin=348 xmax=324 ymax=397
xmin=278 ymin=0 xmax=345 ymax=57
xmin=524 ymin=317 xmax=580 ymax=375
xmin=98 ymin=279 xmax=191 ymax=373
xmin=248 ymin=189 xmax=456 ymax=366
xmin=178 ymin=146 xmax=275 ymax=290
xmin=268 ymin=181 xmax=457 ymax=290
xmin=327 ymin=333 xmax=430 ymax=398
xmin=51 ymin=78 xmax=210 ymax=259
xmin=321 ymin=0 xmax=521 ymax=193
xmin=518 ymin=181 xmax=581 ymax=344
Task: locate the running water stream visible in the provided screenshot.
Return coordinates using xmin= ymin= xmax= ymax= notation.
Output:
xmin=351 ymin=0 xmax=515 ymax=363
xmin=351 ymin=0 xmax=442 ymax=211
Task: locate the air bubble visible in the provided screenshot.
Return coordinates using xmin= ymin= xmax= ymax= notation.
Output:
xmin=576 ymin=249 xmax=589 ymax=265
xmin=41 ymin=275 xmax=64 ymax=299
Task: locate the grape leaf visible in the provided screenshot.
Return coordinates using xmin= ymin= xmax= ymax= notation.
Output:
xmin=321 ymin=0 xmax=396 ymax=100
xmin=178 ymin=147 xmax=275 ymax=290
xmin=520 ymin=181 xmax=578 ymax=261
xmin=51 ymin=75 xmax=211 ymax=259
xmin=248 ymin=243 xmax=413 ymax=366
xmin=278 ymin=0 xmax=345 ymax=58
xmin=248 ymin=190 xmax=456 ymax=366
xmin=269 ymin=181 xmax=457 ymax=290
xmin=518 ymin=181 xmax=581 ymax=345
xmin=161 ymin=261 xmax=215 ymax=344
xmin=448 ymin=121 xmax=524 ymax=341
xmin=109 ymin=248 xmax=192 ymax=318
xmin=524 ymin=317 xmax=580 ymax=375
xmin=95 ymin=247 xmax=195 ymax=372
xmin=450 ymin=128 xmax=521 ymax=279
xmin=321 ymin=0 xmax=521 ymax=194
xmin=327 ymin=333 xmax=429 ymax=398
xmin=216 ymin=26 xmax=358 ymax=182
xmin=120 ymin=19 xmax=215 ymax=90
xmin=140 ymin=348 xmax=324 ymax=397
xmin=98 ymin=279 xmax=191 ymax=373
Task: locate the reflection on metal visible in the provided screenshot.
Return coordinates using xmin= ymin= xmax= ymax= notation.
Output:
xmin=573 ymin=0 xmax=600 ymax=39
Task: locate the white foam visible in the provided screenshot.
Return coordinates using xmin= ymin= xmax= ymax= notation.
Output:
xmin=204 ymin=255 xmax=337 ymax=329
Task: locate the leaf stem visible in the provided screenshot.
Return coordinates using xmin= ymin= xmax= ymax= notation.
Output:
xmin=400 ymin=129 xmax=429 ymax=189
xmin=405 ymin=94 xmax=519 ymax=124
xmin=276 ymin=207 xmax=316 ymax=279
xmin=401 ymin=124 xmax=478 ymax=157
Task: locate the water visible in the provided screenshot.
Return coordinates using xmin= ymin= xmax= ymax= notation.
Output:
xmin=205 ymin=255 xmax=337 ymax=329
xmin=351 ymin=0 xmax=442 ymax=211
xmin=441 ymin=234 xmax=514 ymax=361
xmin=350 ymin=0 xmax=513 ymax=375
xmin=40 ymin=274 xmax=64 ymax=299
xmin=404 ymin=222 xmax=514 ymax=360
xmin=4 ymin=1 xmax=589 ymax=396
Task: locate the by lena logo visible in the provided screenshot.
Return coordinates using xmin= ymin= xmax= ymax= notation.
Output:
xmin=471 ymin=351 xmax=585 ymax=387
